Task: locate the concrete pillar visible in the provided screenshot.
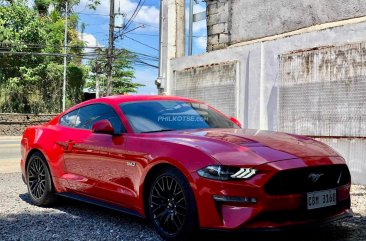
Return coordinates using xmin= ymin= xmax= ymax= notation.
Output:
xmin=157 ymin=0 xmax=186 ymax=95
xmin=174 ymin=0 xmax=186 ymax=58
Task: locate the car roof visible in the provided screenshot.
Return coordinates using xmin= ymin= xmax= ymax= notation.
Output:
xmin=66 ymin=95 xmax=201 ymax=113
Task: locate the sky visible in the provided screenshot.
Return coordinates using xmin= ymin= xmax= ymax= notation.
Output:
xmin=74 ymin=0 xmax=208 ymax=95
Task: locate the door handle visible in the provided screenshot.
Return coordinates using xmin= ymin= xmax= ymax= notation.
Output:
xmin=55 ymin=140 xmax=76 ymax=151
xmin=66 ymin=140 xmax=76 ymax=151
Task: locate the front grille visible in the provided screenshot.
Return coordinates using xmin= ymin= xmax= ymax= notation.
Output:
xmin=264 ymin=164 xmax=350 ymax=195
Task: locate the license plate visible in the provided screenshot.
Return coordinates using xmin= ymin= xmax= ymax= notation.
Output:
xmin=307 ymin=189 xmax=337 ymax=210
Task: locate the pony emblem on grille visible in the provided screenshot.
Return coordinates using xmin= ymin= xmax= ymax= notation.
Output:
xmin=308 ymin=173 xmax=324 ymax=183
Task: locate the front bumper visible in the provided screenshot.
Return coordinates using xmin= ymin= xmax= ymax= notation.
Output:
xmin=201 ymin=209 xmax=353 ymax=233
xmin=191 ymin=157 xmax=352 ymax=230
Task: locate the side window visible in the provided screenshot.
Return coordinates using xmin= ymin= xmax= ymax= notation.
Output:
xmin=75 ymin=104 xmax=124 ymax=132
xmin=59 ymin=109 xmax=79 ymax=128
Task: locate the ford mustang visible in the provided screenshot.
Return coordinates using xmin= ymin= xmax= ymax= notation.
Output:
xmin=20 ymin=95 xmax=352 ymax=241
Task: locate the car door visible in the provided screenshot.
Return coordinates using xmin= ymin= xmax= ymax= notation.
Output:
xmin=55 ymin=109 xmax=92 ymax=190
xmin=63 ymin=103 xmax=130 ymax=205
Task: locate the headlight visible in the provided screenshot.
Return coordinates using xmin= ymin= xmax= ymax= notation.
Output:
xmin=197 ymin=165 xmax=257 ymax=181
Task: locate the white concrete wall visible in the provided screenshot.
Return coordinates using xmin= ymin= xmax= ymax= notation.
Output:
xmin=231 ymin=0 xmax=366 ymax=44
xmin=170 ymin=20 xmax=366 ymax=184
xmin=205 ymin=0 xmax=366 ymax=50
xmin=170 ymin=19 xmax=366 ymax=129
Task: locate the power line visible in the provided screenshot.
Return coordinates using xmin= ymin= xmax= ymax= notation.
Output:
xmin=131 ymin=21 xmax=158 ymax=29
xmin=123 ymin=35 xmax=159 ymax=51
xmin=126 ymin=32 xmax=207 ymax=38
xmin=129 ymin=51 xmax=158 ymax=59
xmin=0 ymin=36 xmax=160 ymax=68
xmin=134 ymin=61 xmax=158 ymax=69
xmin=0 ymin=51 xmax=69 ymax=57
xmin=83 ymin=21 xmax=109 ymax=26
xmin=0 ymin=44 xmax=158 ymax=60
xmin=127 ymin=33 xmax=159 ymax=37
xmin=74 ymin=10 xmax=159 ymax=30
xmin=123 ymin=0 xmax=142 ymax=29
xmin=123 ymin=0 xmax=145 ymax=31
xmin=77 ymin=12 xmax=109 ymax=17
xmin=0 ymin=52 xmax=157 ymax=70
xmin=0 ymin=50 xmax=104 ymax=61
xmin=0 ymin=42 xmax=104 ymax=50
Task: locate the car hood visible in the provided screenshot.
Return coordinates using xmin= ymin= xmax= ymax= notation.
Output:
xmin=153 ymin=128 xmax=340 ymax=166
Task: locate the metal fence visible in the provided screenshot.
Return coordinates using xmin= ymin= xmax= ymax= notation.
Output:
xmin=173 ymin=61 xmax=238 ymax=118
xmin=278 ymin=42 xmax=366 ymax=137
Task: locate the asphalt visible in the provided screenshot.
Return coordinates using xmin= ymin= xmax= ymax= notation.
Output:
xmin=0 ymin=136 xmax=22 ymax=173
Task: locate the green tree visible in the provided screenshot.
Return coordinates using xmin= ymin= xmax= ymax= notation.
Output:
xmin=34 ymin=0 xmax=52 ymax=16
xmin=0 ymin=1 xmax=48 ymax=113
xmin=87 ymin=49 xmax=143 ymax=95
xmin=0 ymin=0 xmax=140 ymax=113
xmin=0 ymin=0 xmax=94 ymax=113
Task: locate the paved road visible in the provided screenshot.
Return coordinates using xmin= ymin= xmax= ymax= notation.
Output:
xmin=0 ymin=136 xmax=22 ymax=173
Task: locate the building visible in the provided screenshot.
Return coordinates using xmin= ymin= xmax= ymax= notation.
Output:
xmin=158 ymin=0 xmax=366 ymax=184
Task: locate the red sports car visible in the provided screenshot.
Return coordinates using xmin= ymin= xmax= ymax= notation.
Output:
xmin=20 ymin=95 xmax=352 ymax=241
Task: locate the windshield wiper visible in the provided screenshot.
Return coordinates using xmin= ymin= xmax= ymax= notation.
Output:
xmin=142 ymin=129 xmax=175 ymax=133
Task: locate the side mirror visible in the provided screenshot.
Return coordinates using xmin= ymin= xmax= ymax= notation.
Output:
xmin=92 ymin=119 xmax=115 ymax=135
xmin=230 ymin=117 xmax=242 ymax=128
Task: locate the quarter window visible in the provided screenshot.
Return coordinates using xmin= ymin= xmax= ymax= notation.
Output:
xmin=59 ymin=109 xmax=79 ymax=128
xmin=75 ymin=104 xmax=124 ymax=132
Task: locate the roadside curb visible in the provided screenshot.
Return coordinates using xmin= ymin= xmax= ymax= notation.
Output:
xmin=0 ymin=136 xmax=22 ymax=140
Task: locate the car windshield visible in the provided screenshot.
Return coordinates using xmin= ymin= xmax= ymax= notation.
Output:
xmin=120 ymin=101 xmax=239 ymax=133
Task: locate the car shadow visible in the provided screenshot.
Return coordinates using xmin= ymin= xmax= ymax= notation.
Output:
xmin=15 ymin=193 xmax=157 ymax=240
xmin=199 ymin=221 xmax=357 ymax=241
xmin=18 ymin=192 xmax=148 ymax=223
xmin=16 ymin=193 xmax=365 ymax=241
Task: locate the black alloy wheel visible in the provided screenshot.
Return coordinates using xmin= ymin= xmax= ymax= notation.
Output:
xmin=148 ymin=168 xmax=198 ymax=241
xmin=26 ymin=152 xmax=57 ymax=206
xmin=28 ymin=156 xmax=46 ymax=199
xmin=151 ymin=175 xmax=187 ymax=234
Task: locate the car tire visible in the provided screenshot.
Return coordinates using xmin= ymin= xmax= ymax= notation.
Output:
xmin=26 ymin=152 xmax=57 ymax=206
xmin=147 ymin=167 xmax=199 ymax=241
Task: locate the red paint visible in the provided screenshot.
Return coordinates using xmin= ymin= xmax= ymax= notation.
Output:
xmin=230 ymin=117 xmax=242 ymax=128
xmin=92 ymin=119 xmax=115 ymax=135
xmin=20 ymin=95 xmax=351 ymax=231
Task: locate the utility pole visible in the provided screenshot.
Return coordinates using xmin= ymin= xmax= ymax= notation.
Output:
xmin=93 ymin=47 xmax=102 ymax=98
xmin=156 ymin=0 xmax=166 ymax=94
xmin=62 ymin=0 xmax=68 ymax=111
xmin=106 ymin=0 xmax=115 ymax=96
xmin=188 ymin=0 xmax=194 ymax=55
xmin=94 ymin=61 xmax=100 ymax=98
